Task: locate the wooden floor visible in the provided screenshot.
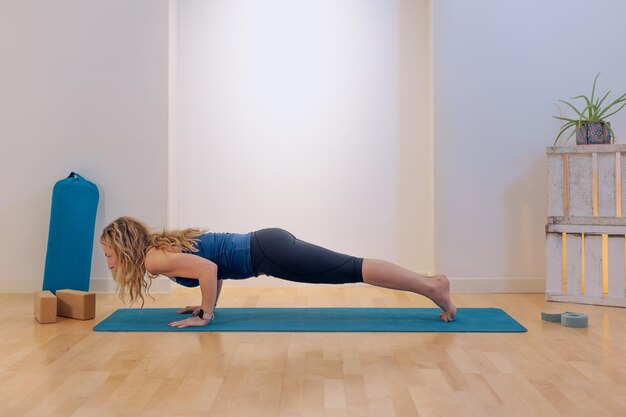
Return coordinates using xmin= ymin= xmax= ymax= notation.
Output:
xmin=1 ymin=285 xmax=625 ymax=417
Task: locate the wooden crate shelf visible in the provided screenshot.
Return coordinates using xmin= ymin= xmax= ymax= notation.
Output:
xmin=546 ymin=146 xmax=626 ymax=307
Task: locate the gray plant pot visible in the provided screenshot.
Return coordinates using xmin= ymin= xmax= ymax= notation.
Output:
xmin=576 ymin=122 xmax=612 ymax=144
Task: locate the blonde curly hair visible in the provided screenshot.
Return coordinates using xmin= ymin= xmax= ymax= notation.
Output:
xmin=100 ymin=216 xmax=206 ymax=306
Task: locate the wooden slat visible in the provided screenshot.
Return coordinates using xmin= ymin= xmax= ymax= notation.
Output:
xmin=597 ymin=152 xmax=617 ymax=217
xmin=566 ymin=233 xmax=583 ymax=296
xmin=568 ymin=154 xmax=593 ymax=216
xmin=584 ymin=235 xmax=603 ymax=297
xmin=621 ymin=153 xmax=626 ymax=218
xmin=607 ymin=236 xmax=626 ymax=299
xmin=592 ymin=152 xmax=598 ymax=216
xmin=547 ymin=154 xmax=564 ymax=216
xmin=546 ymin=223 xmax=626 ymax=235
xmin=547 ymin=144 xmax=626 ymax=154
xmin=545 ymin=293 xmax=626 ymax=307
xmin=547 ymin=216 xmax=626 ymax=226
xmin=617 ymin=153 xmax=622 ymax=217
xmin=564 ymin=154 xmax=570 ymax=216
xmin=545 ymin=233 xmax=563 ymax=295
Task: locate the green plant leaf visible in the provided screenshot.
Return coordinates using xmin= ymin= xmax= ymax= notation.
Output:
xmin=599 ymin=101 xmax=626 ymax=120
xmin=570 ymin=95 xmax=592 ymax=112
xmin=558 ymin=120 xmax=577 ymax=132
xmin=590 ymin=72 xmax=600 ymax=106
xmin=590 ymin=104 xmax=599 ymax=120
xmin=559 ymin=99 xmax=585 ymax=118
xmin=578 ymin=104 xmax=595 ymax=122
xmin=553 ymin=116 xmax=577 ymax=122
xmin=565 ymin=126 xmax=579 ymax=144
xmin=595 ymin=90 xmax=612 ymax=109
xmin=568 ymin=95 xmax=597 ymax=120
xmin=596 ymin=94 xmax=626 ymax=118
xmin=554 ymin=120 xmax=577 ymax=145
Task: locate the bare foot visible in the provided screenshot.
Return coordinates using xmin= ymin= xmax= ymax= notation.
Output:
xmin=428 ymin=274 xmax=456 ymax=322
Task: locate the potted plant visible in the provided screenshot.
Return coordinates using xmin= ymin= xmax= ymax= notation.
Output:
xmin=554 ymin=73 xmax=626 ymax=145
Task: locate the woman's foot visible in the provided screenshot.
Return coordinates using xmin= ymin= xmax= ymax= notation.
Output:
xmin=361 ymin=259 xmax=456 ymax=322
xmin=427 ymin=275 xmax=456 ymax=322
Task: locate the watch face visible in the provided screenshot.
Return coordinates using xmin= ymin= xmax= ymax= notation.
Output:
xmin=198 ymin=309 xmax=205 ymax=319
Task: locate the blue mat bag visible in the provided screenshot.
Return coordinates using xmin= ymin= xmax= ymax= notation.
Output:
xmin=43 ymin=172 xmax=99 ymax=294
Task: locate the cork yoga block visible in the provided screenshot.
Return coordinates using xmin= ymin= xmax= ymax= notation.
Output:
xmin=34 ymin=290 xmax=57 ymax=324
xmin=56 ymin=289 xmax=96 ymax=320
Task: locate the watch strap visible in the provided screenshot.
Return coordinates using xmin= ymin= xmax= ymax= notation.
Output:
xmin=198 ymin=308 xmax=213 ymax=320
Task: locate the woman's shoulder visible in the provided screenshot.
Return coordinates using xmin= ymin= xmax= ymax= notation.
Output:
xmin=146 ymin=246 xmax=183 ymax=255
xmin=145 ymin=246 xmax=184 ymax=274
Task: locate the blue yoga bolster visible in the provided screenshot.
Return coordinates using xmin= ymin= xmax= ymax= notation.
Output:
xmin=42 ymin=172 xmax=99 ymax=294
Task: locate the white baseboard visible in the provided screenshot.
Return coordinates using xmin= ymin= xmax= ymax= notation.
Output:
xmin=448 ymin=277 xmax=545 ymax=293
xmin=0 ymin=276 xmax=545 ymax=294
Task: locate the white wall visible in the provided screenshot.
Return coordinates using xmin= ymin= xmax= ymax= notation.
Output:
xmin=175 ymin=0 xmax=434 ymax=284
xmin=434 ymin=0 xmax=626 ymax=291
xmin=7 ymin=1 xmax=620 ymax=293
xmin=0 ymin=0 xmax=170 ymax=292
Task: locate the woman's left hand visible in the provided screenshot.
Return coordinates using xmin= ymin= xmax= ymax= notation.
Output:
xmin=168 ymin=316 xmax=211 ymax=328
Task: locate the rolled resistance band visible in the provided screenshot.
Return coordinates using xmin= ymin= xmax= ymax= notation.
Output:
xmin=541 ymin=311 xmax=588 ymax=328
xmin=561 ymin=312 xmax=588 ymax=328
xmin=541 ymin=312 xmax=562 ymax=323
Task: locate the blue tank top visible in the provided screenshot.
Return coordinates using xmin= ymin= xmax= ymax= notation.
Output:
xmin=173 ymin=232 xmax=254 ymax=287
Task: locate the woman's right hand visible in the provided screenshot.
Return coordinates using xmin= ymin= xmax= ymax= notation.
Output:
xmin=177 ymin=305 xmax=201 ymax=315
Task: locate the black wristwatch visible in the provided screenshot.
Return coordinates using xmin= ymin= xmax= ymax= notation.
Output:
xmin=198 ymin=308 xmax=211 ymax=320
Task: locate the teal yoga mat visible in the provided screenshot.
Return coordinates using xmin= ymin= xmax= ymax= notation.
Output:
xmin=93 ymin=308 xmax=526 ymax=333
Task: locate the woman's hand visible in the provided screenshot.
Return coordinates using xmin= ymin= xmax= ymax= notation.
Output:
xmin=177 ymin=305 xmax=201 ymax=315
xmin=168 ymin=315 xmax=212 ymax=328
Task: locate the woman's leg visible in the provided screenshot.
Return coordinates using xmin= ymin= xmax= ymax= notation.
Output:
xmin=251 ymin=229 xmax=456 ymax=322
xmin=361 ymin=259 xmax=456 ymax=322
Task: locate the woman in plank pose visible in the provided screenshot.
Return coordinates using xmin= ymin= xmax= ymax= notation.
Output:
xmin=100 ymin=216 xmax=456 ymax=328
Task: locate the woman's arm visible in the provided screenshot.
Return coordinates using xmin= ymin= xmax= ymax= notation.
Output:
xmin=216 ymin=279 xmax=223 ymax=306
xmin=145 ymin=249 xmax=218 ymax=327
xmin=177 ymin=279 xmax=223 ymax=315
